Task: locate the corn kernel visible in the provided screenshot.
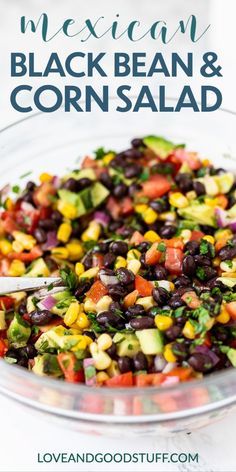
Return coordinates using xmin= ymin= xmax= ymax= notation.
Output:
xmin=180 ymin=229 xmax=191 ymax=244
xmin=183 ymin=320 xmax=195 ymax=339
xmin=107 ymin=360 xmax=120 ymax=377
xmin=58 ymin=200 xmax=78 ymax=219
xmin=136 ymin=296 xmax=154 ymax=310
xmin=169 ymin=192 xmax=189 ymax=209
xmin=71 ymin=335 xmax=88 ymax=352
xmin=159 ymin=211 xmax=176 ymax=222
xmin=213 ymin=257 xmax=221 ymax=267
xmin=13 ymin=231 xmax=36 ymax=251
xmin=0 ymin=240 xmax=12 ymax=255
xmin=97 ymin=333 xmax=113 ymax=351
xmin=84 ymin=299 xmax=97 ymax=313
xmin=83 ymin=335 xmax=93 ymax=346
xmin=40 ymin=172 xmax=53 ymax=183
xmin=220 ymin=260 xmax=236 ymax=272
xmin=202 ymin=159 xmax=211 ymax=167
xmin=144 ymin=231 xmax=161 ymax=243
xmin=155 ymin=315 xmax=173 ymax=331
xmin=76 ymin=312 xmax=90 ymax=329
xmin=51 ymin=247 xmax=69 ymax=259
xmin=93 ymin=351 xmax=112 ymax=370
xmin=134 ymin=204 xmax=148 ymax=214
xmin=221 ymin=272 xmax=236 ymax=278
xmin=57 ymin=223 xmax=72 ymax=243
xmin=186 ymin=191 xmax=197 ymax=201
xmin=96 ymin=295 xmax=113 ymax=313
xmin=127 ymin=259 xmax=141 ymax=275
xmin=64 ymin=302 xmax=81 ymax=327
xmin=66 ymin=240 xmax=84 ymax=261
xmin=203 ymin=235 xmax=215 ymax=245
xmin=8 ymin=259 xmax=26 ymax=277
xmin=79 ymin=267 xmax=99 ymax=280
xmin=5 ymin=198 xmax=14 ymax=210
xmin=163 ymin=344 xmax=177 ymax=362
xmin=214 ymin=229 xmax=232 ymax=242
xmin=96 ymin=371 xmax=109 ymax=383
xmin=103 ymin=153 xmax=115 ymax=166
xmin=81 ymin=221 xmax=101 ymax=242
xmin=216 ymin=307 xmax=230 ymax=324
xmin=143 ymin=207 xmax=158 ymax=224
xmin=75 ymin=262 xmax=85 ymax=276
xmin=127 ymin=249 xmax=141 ymax=261
xmin=12 ymin=240 xmax=24 ymax=253
xmin=114 ymin=256 xmax=127 ymax=269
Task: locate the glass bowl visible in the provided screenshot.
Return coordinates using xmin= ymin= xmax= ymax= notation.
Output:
xmin=0 ymin=98 xmax=236 ymax=437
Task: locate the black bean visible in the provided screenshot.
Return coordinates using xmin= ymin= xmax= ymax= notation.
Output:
xmin=174 ymin=275 xmax=191 ymax=289
xmin=118 ymin=356 xmax=133 ymax=373
xmin=106 ymin=343 xmax=117 ymax=358
xmin=199 ymin=266 xmax=217 ymax=281
xmin=30 ymin=310 xmax=53 ymax=326
xmin=169 ymin=296 xmax=185 ymax=309
xmin=182 ymin=255 xmax=196 ymax=277
xmin=214 ymin=329 xmax=228 ymax=342
xmin=108 ymin=220 xmax=123 ymax=232
xmin=159 ymin=225 xmax=176 ymax=239
xmin=108 ymin=285 xmax=127 ymax=300
xmin=99 ymin=172 xmax=114 ymax=190
xmin=18 ymin=344 xmax=37 ymax=359
xmin=6 ymin=234 xmax=14 ymax=242
xmin=22 ymin=192 xmax=34 ymax=204
xmin=188 ymin=353 xmax=213 ymax=373
xmin=176 ymin=315 xmax=187 ymax=326
xmin=109 ymin=301 xmax=122 ymax=312
xmin=120 ymin=227 xmax=135 ymax=238
xmin=63 ymin=178 xmax=79 ymax=192
xmin=124 ymin=164 xmax=142 ymax=178
xmin=110 ymin=241 xmax=128 ymax=256
xmin=218 ymin=245 xmax=236 ymax=261
xmin=44 ymin=256 xmax=58 ymax=272
xmin=137 ymin=242 xmax=150 ymax=253
xmin=194 ymin=255 xmax=211 ymax=266
xmin=165 ymin=325 xmax=182 ymax=341
xmin=133 ymin=352 xmax=148 ymax=371
xmin=152 ymin=162 xmax=175 ymax=175
xmin=149 ymin=200 xmax=163 ymax=213
xmin=34 ymin=228 xmax=47 ymax=243
xmin=26 ymin=181 xmax=36 ymax=191
xmin=18 ymin=303 xmax=27 ymax=316
xmin=123 ymin=149 xmax=143 ymax=159
xmin=126 ymin=304 xmax=145 ymax=319
xmin=83 ymin=330 xmax=96 ymax=341
xmin=130 ymin=317 xmax=155 ymax=329
xmin=131 ymin=138 xmax=143 ymax=148
xmin=83 ymin=254 xmax=93 ymax=270
xmin=175 ymin=173 xmax=193 ymax=192
xmin=193 ymin=181 xmax=206 ymax=196
xmin=97 ymin=311 xmax=122 ymax=328
xmin=113 ymin=183 xmax=128 ymax=198
xmin=184 ymin=240 xmax=200 ymax=255
xmin=200 ymin=225 xmax=215 ymax=236
xmin=152 ymin=287 xmax=170 ymax=305
xmin=75 ymin=282 xmax=91 ymax=299
xmin=38 ymin=219 xmax=56 ymax=231
xmin=77 ymin=178 xmax=92 ymax=191
xmin=18 ymin=358 xmax=29 ymax=368
xmin=116 ymin=268 xmax=135 ymax=284
xmin=172 ymin=342 xmax=188 ymax=360
xmin=129 ymin=183 xmax=142 ymax=197
xmin=51 ymin=210 xmax=62 ymax=224
xmin=5 ymin=349 xmax=19 ymax=361
xmin=103 ymin=253 xmax=116 ymax=268
xmin=153 ymin=265 xmax=168 ymax=280
xmin=98 ymin=241 xmax=110 ymax=253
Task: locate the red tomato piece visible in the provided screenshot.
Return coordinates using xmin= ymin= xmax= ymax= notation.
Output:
xmin=145 ymin=242 xmax=163 ymax=265
xmin=166 ymin=367 xmax=193 ymax=381
xmin=129 ymin=231 xmax=145 ymax=245
xmin=140 ymin=175 xmax=171 ymax=199
xmin=57 ymin=352 xmax=85 ymax=383
xmin=163 ymin=238 xmax=184 ymax=249
xmin=226 ymin=302 xmax=236 ymax=320
xmin=135 ymin=275 xmax=153 ymax=297
xmin=173 ymin=149 xmax=201 ymax=170
xmin=105 ymin=372 xmax=133 ymax=387
xmin=181 ymin=291 xmax=201 ymax=309
xmin=0 ymin=339 xmax=8 ymax=357
xmin=120 ymin=197 xmax=134 ymax=215
xmin=86 ymin=280 xmax=108 ymax=303
xmin=92 ymin=254 xmax=104 ymax=268
xmin=135 ymin=373 xmax=165 ymax=387
xmin=190 ymin=230 xmax=205 ymax=241
xmin=106 ymin=196 xmax=120 ymax=220
xmin=123 ymin=290 xmax=139 ymax=308
xmin=0 ymin=296 xmax=15 ymax=310
xmin=7 ymin=245 xmax=43 ymax=262
xmin=165 ymin=247 xmax=183 ymax=274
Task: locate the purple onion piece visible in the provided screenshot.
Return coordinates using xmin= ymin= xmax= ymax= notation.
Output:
xmin=42 ymin=231 xmax=58 ymax=250
xmin=194 ymin=345 xmax=220 ymax=366
xmin=94 ymin=211 xmax=110 ymax=227
xmin=41 ymin=295 xmax=57 ymax=310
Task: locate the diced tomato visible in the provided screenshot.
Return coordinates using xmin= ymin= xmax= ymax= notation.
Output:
xmin=145 ymin=242 xmax=163 ymax=265
xmin=7 ymin=245 xmax=43 ymax=262
xmin=140 ymin=175 xmax=171 ymax=199
xmin=39 ymin=207 xmax=52 ymax=220
xmin=0 ymin=259 xmax=10 ymax=276
xmin=164 ymin=237 xmax=184 ymax=250
xmin=57 ymin=352 xmax=85 ymax=383
xmin=190 ymin=230 xmax=205 ymax=241
xmin=203 ymin=332 xmax=212 ymax=348
xmin=181 ymin=290 xmax=201 ymax=309
xmin=1 ymin=214 xmax=18 ymax=233
xmin=173 ymin=149 xmax=201 ymax=170
xmin=0 ymin=296 xmax=15 ymax=310
xmin=81 ymin=156 xmax=98 ymax=169
xmin=166 ymin=154 xmax=182 ymax=174
xmin=135 ymin=275 xmax=153 ymax=297
xmin=120 ymin=197 xmax=133 ymax=215
xmin=0 ymin=339 xmax=8 ymax=357
xmin=165 ymin=247 xmax=183 ymax=274
xmin=129 ymin=231 xmax=145 ymax=245
xmin=225 ymin=302 xmax=236 ymax=320
xmin=123 ymin=290 xmax=139 ymax=308
xmin=215 ymin=195 xmax=228 ymax=209
xmin=106 ymin=196 xmax=120 ymax=220
xmin=135 ymin=373 xmax=165 ymax=387
xmin=215 ymin=237 xmax=231 ymax=253
xmin=166 ymin=367 xmax=193 ymax=381
xmin=86 ymin=280 xmax=108 ymax=303
xmin=105 ymin=371 xmax=133 ymax=387
xmin=92 ymin=253 xmax=104 ymax=268
xmin=33 ymin=182 xmax=56 ymax=207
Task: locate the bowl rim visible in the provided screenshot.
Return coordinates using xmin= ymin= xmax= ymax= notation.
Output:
xmin=0 ymin=100 xmax=236 ymax=399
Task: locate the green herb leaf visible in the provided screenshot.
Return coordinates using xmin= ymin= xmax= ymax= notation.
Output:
xmin=60 ymin=267 xmax=77 ymax=291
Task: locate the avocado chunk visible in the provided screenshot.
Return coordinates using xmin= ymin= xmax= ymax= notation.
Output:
xmin=215 ymin=173 xmax=234 ymax=194
xmin=216 ymin=277 xmax=236 ymax=288
xmin=58 ymin=189 xmax=86 ymax=218
xmin=227 ymin=348 xmax=236 ymax=367
xmin=135 ymin=329 xmax=163 ymax=355
xmin=58 ymin=182 xmax=109 ymax=217
xmin=113 ymin=333 xmax=141 ymax=358
xmin=91 ymin=182 xmax=109 ymax=207
xmin=178 ymin=203 xmax=216 ymax=227
xmin=32 ymin=354 xmax=62 ymax=377
xmin=143 ymin=135 xmax=184 ymax=160
xmin=24 ymin=258 xmax=50 ymax=277
xmin=79 ymin=187 xmax=93 ymax=211
xmin=35 ymin=325 xmax=86 ymax=353
xmin=7 ymin=313 xmax=31 ymax=348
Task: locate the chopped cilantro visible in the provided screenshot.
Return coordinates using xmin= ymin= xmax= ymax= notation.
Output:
xmin=224 ymin=260 xmax=233 ymax=269
xmin=60 ymin=267 xmax=77 ymax=291
xmin=196 ymin=267 xmax=206 ymax=281
xmin=157 ymin=242 xmax=166 ymax=252
xmin=139 ymin=168 xmax=150 ymax=182
xmin=20 ymin=171 xmax=32 ymax=179
xmin=199 ymin=240 xmax=209 ymax=255
xmin=94 ymin=147 xmax=114 ymax=160
xmin=12 ymin=185 xmax=20 ymax=194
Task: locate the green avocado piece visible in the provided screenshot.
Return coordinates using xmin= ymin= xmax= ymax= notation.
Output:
xmin=227 ymin=348 xmax=236 ymax=367
xmin=113 ymin=333 xmax=141 ymax=358
xmin=58 ymin=189 xmax=86 ymax=218
xmin=7 ymin=313 xmax=31 ymax=347
xmin=178 ymin=204 xmax=216 ymax=227
xmin=24 ymin=258 xmax=50 ymax=277
xmin=35 ymin=325 xmax=86 ymax=353
xmin=32 ymin=354 xmax=62 ymax=377
xmin=91 ymin=182 xmax=109 ymax=207
xmin=143 ymin=135 xmax=184 ymax=160
xmin=79 ymin=187 xmax=93 ymax=210
xmin=135 ymin=329 xmax=163 ymax=355
xmin=216 ymin=278 xmax=236 ymax=288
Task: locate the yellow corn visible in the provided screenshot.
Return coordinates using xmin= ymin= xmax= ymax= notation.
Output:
xmin=203 ymin=235 xmax=215 ymax=245
xmin=5 ymin=198 xmax=14 ymax=210
xmin=96 ymin=371 xmax=109 ymax=383
xmin=144 ymin=231 xmax=160 ymax=243
xmin=76 ymin=312 xmax=90 ymax=329
xmin=39 ymin=172 xmax=53 ymax=183
xmin=114 ymin=256 xmax=127 ymax=269
xmin=127 ymin=259 xmax=141 ymax=275
xmin=13 ymin=231 xmax=36 ymax=251
xmin=83 ymin=335 xmax=93 ymax=346
xmin=75 ymin=262 xmax=85 ymax=276
xmin=136 ymin=296 xmax=154 ymax=310
xmin=186 ymin=191 xmax=197 ymax=201
xmin=66 ymin=240 xmax=84 ymax=261
xmin=81 ymin=221 xmax=101 ymax=242
xmin=143 ymin=207 xmax=158 ymax=224
xmin=214 ymin=229 xmax=232 ymax=242
xmin=12 ymin=241 xmax=24 ymax=253
xmin=57 ymin=223 xmax=72 ymax=243
xmin=96 ymin=295 xmax=113 ymax=313
xmin=180 ymin=229 xmax=191 ymax=244
xmin=163 ymin=343 xmax=177 ymax=363
xmin=134 ymin=204 xmax=148 ymax=214
xmin=155 ymin=315 xmax=173 ymax=331
xmin=64 ymin=302 xmax=81 ymax=327
xmin=127 ymin=249 xmax=141 ymax=261
xmin=169 ymin=192 xmax=189 ymax=209
xmin=97 ymin=333 xmax=113 ymax=351
xmin=71 ymin=335 xmax=88 ymax=352
xmin=107 ymin=360 xmax=120 ymax=377
xmin=216 ymin=307 xmax=230 ymax=324
xmin=213 ymin=257 xmax=221 ymax=267
xmin=159 ymin=211 xmax=176 ymax=222
xmin=84 ymin=299 xmax=97 ymax=313
xmin=57 ymin=200 xmax=78 ymax=219
xmin=183 ymin=320 xmax=195 ymax=339
xmin=103 ymin=153 xmax=115 ymax=166
xmin=93 ymin=351 xmax=112 ymax=370
xmin=79 ymin=267 xmax=99 ymax=280
xmin=0 ymin=240 xmax=12 ymax=255
xmin=202 ymin=159 xmax=211 ymax=167
xmin=51 ymin=247 xmax=69 ymax=259
xmin=8 ymin=259 xmax=26 ymax=276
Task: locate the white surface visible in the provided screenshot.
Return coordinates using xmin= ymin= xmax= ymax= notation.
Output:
xmin=0 ymin=1 xmax=235 ymax=471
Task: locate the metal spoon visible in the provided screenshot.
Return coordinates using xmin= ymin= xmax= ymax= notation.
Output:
xmin=0 ymin=277 xmax=63 ymax=295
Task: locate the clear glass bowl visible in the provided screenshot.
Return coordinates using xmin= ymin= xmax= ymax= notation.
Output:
xmin=0 ymin=98 xmax=236 ymax=436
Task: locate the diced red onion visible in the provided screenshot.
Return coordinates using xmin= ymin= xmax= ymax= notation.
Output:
xmin=194 ymin=345 xmax=220 ymax=366
xmin=229 ymin=219 xmax=236 ymax=233
xmin=52 ymin=176 xmax=61 ymax=189
xmin=83 ymin=358 xmax=96 ymax=386
xmin=154 ymin=355 xmax=167 ymax=372
xmin=99 ymin=273 xmax=118 ymax=286
xmin=94 ymin=211 xmax=110 ymax=227
xmin=0 ymin=184 xmax=10 ymax=199
xmin=21 ymin=201 xmax=35 ymax=213
xmin=40 ymin=295 xmax=57 ymax=310
xmin=42 ymin=231 xmax=58 ymax=250
xmin=215 ymin=207 xmax=228 ymax=228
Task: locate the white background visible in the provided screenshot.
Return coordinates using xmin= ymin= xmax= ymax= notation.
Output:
xmin=0 ymin=1 xmax=236 ymax=471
